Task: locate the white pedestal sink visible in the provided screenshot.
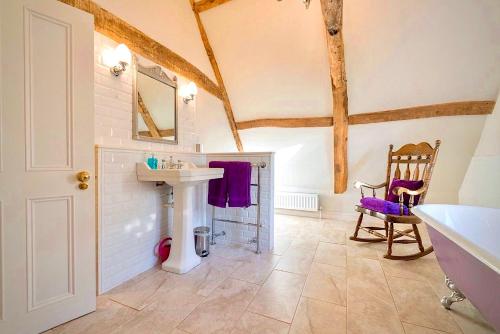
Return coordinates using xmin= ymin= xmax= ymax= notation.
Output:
xmin=136 ymin=163 xmax=224 ymax=274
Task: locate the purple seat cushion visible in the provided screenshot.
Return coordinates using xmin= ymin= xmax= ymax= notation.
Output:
xmin=360 ymin=197 xmax=408 ymax=215
xmin=386 ymin=179 xmax=424 ymax=206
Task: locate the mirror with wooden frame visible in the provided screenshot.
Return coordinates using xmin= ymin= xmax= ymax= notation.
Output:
xmin=132 ymin=56 xmax=178 ymax=144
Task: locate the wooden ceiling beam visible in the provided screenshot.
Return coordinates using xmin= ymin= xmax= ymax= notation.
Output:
xmin=321 ymin=0 xmax=348 ymax=194
xmin=237 ymin=117 xmax=333 ymax=130
xmin=190 ymin=0 xmax=244 ymax=152
xmin=58 ymin=0 xmax=222 ymax=99
xmin=348 ymin=101 xmax=495 ymax=125
xmin=193 ymin=0 xmax=233 ymax=13
xmin=235 ymin=101 xmax=495 ymax=130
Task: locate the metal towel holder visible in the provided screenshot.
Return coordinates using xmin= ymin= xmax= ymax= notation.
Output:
xmin=210 ymin=161 xmax=266 ymax=254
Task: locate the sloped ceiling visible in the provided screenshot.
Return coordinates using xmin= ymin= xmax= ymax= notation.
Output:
xmin=200 ymin=0 xmax=333 ymax=120
xmin=93 ymin=0 xmax=500 ymax=134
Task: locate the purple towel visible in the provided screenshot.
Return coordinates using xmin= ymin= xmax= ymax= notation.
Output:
xmin=208 ymin=161 xmax=229 ymax=208
xmin=208 ymin=161 xmax=252 ymax=208
xmin=227 ymin=161 xmax=252 ymax=207
xmin=360 ymin=197 xmax=409 ymax=215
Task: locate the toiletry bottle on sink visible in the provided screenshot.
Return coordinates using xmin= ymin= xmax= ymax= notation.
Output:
xmin=148 ymin=153 xmax=158 ymax=169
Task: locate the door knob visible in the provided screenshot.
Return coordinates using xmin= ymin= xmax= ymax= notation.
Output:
xmin=77 ymin=171 xmax=90 ymax=190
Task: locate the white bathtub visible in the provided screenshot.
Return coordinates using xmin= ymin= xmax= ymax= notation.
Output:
xmin=413 ymin=204 xmax=500 ymax=331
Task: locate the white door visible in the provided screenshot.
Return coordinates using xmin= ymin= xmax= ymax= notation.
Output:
xmin=0 ymin=0 xmax=95 ymax=333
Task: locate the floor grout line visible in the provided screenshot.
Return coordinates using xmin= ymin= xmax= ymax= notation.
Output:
xmin=50 ymin=215 xmax=493 ymax=334
xmin=401 ymin=321 xmax=455 ymax=334
xmin=380 ymin=259 xmax=410 ymax=334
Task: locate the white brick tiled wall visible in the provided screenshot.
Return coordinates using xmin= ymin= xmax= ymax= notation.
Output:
xmin=94 ymin=33 xmax=199 ymax=152
xmin=93 ymin=32 xmax=275 ymax=292
xmin=205 ymin=153 xmax=275 ymax=252
xmin=97 ymin=148 xmax=206 ymax=293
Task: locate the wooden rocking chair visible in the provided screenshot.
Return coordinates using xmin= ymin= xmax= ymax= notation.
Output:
xmin=350 ymin=140 xmax=441 ymax=260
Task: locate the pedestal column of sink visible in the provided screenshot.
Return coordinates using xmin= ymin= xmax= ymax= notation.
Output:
xmin=135 ymin=162 xmax=223 ymax=274
xmin=162 ymin=183 xmax=201 ymax=274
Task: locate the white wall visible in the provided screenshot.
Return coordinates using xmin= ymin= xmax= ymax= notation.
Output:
xmin=459 ymin=93 xmax=500 ymax=208
xmin=94 ymin=33 xmax=200 ymax=152
xmin=198 ymin=0 xmax=500 ymax=213
xmin=93 ymin=0 xmax=237 ymax=153
xmin=94 ymin=32 xmax=207 ymax=292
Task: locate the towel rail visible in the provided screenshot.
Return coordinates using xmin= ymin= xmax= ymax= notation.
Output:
xmin=210 ymin=161 xmax=266 ymax=254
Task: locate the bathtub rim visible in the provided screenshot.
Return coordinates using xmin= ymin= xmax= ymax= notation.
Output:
xmin=413 ymin=204 xmax=499 ymax=275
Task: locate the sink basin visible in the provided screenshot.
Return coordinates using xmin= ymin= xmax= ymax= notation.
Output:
xmin=136 ymin=162 xmax=224 ymax=274
xmin=136 ymin=162 xmax=224 ymax=185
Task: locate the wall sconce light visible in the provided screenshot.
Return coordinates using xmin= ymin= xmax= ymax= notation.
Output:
xmin=180 ymin=82 xmax=198 ymax=104
xmin=101 ymin=43 xmax=132 ymax=76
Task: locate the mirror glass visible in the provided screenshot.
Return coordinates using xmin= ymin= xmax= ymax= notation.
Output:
xmin=133 ymin=57 xmax=178 ymax=144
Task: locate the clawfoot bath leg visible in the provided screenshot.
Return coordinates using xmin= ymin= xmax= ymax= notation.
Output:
xmin=441 ymin=276 xmax=466 ymax=310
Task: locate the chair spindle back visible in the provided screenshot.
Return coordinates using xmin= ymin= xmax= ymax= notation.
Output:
xmin=384 ymin=140 xmax=441 ymax=205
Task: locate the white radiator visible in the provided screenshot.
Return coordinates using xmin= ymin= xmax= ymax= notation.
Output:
xmin=275 ymin=192 xmax=319 ymax=212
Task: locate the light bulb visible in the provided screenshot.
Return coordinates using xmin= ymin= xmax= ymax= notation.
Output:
xmin=187 ymin=82 xmax=198 ymax=96
xmin=180 ymin=82 xmax=198 ymax=103
xmin=101 ymin=48 xmax=117 ymax=67
xmin=115 ymin=43 xmax=131 ymax=65
xmin=179 ymin=85 xmax=189 ymax=98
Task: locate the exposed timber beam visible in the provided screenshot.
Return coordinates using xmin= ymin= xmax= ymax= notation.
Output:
xmin=58 ymin=0 xmax=222 ymax=99
xmin=348 ymin=101 xmax=495 ymax=125
xmin=321 ymin=0 xmax=343 ymax=35
xmin=234 ymin=101 xmax=495 ymax=130
xmin=139 ymin=129 xmax=175 ymax=137
xmin=321 ymin=0 xmax=348 ymax=194
xmin=193 ymin=0 xmax=233 ymax=13
xmin=137 ymin=93 xmax=161 ymax=138
xmin=190 ymin=0 xmax=244 ymax=152
xmin=237 ymin=117 xmax=333 ymax=130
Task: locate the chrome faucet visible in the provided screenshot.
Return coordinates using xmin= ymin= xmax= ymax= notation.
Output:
xmin=165 ymin=156 xmax=184 ymax=169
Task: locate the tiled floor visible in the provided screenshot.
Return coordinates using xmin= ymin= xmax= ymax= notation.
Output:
xmin=47 ymin=214 xmax=496 ymax=334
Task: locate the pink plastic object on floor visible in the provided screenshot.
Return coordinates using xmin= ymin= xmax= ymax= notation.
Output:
xmin=155 ymin=237 xmax=172 ymax=262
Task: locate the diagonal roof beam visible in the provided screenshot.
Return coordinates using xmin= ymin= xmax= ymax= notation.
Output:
xmin=321 ymin=0 xmax=349 ymax=194
xmin=190 ymin=0 xmax=244 ymax=151
xmin=193 ymin=0 xmax=233 ymax=13
xmin=137 ymin=92 xmax=161 ymax=138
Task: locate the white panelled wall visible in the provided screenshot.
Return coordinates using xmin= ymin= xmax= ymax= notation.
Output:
xmin=94 ymin=32 xmax=274 ymax=293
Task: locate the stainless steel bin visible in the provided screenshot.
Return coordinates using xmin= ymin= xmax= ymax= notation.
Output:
xmin=194 ymin=226 xmax=210 ymax=257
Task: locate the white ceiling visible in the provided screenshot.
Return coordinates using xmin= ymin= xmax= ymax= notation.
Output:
xmin=95 ymin=0 xmax=500 ymax=123
xmin=200 ymin=0 xmax=333 ymax=121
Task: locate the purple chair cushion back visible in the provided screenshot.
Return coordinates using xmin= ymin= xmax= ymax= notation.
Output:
xmin=387 ymin=179 xmax=424 ymax=206
xmin=360 ymin=197 xmax=409 ymax=215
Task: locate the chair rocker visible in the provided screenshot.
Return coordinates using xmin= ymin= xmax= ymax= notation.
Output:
xmin=350 ymin=140 xmax=441 ymax=260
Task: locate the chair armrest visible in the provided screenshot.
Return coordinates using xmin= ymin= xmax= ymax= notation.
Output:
xmin=353 ymin=181 xmax=386 ymax=190
xmin=392 ymin=186 xmax=427 ymax=214
xmin=392 ymin=186 xmax=427 ymax=197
